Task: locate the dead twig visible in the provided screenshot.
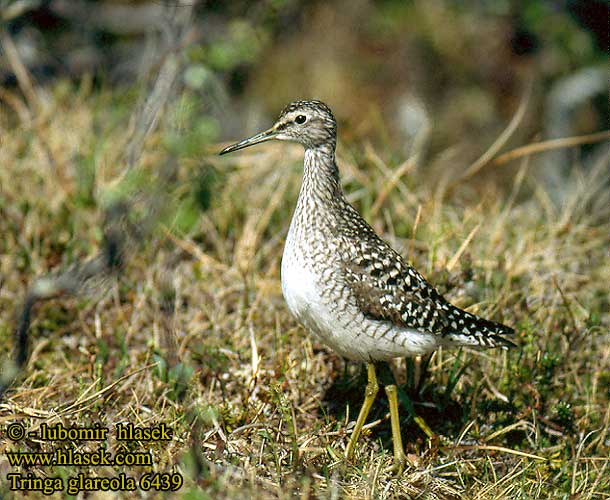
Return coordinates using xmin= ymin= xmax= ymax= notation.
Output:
xmin=491 ymin=130 xmax=610 ymax=167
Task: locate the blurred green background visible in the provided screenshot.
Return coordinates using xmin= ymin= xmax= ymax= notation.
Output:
xmin=2 ymin=0 xmax=607 ymax=192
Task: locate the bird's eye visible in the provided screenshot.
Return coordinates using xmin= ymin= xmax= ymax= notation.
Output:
xmin=295 ymin=115 xmax=307 ymax=124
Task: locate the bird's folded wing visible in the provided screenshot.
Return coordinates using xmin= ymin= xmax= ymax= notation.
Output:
xmin=342 ymin=239 xmax=453 ymax=335
xmin=341 ymin=237 xmax=515 ymax=347
xmin=347 ymin=272 xmax=452 ymax=334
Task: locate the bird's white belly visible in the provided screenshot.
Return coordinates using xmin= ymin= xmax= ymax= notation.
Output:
xmin=281 ymin=250 xmax=332 ymax=334
xmin=280 ymin=246 xmax=440 ymax=361
xmin=280 ymin=251 xmax=319 ymax=323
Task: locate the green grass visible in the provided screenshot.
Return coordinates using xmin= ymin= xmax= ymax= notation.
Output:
xmin=0 ymin=82 xmax=609 ymax=499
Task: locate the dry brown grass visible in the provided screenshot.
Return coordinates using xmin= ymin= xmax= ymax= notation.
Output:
xmin=1 ymin=82 xmax=609 ymax=499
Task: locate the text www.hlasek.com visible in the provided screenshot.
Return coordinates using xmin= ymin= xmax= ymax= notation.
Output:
xmin=6 ymin=448 xmax=152 ymax=467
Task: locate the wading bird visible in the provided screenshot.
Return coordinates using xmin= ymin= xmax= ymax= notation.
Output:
xmin=220 ymin=100 xmax=514 ymax=467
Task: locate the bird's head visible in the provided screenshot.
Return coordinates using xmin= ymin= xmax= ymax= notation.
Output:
xmin=220 ymin=100 xmax=336 ymax=155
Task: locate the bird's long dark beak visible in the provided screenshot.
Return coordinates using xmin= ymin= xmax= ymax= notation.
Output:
xmin=219 ymin=127 xmax=277 ymax=155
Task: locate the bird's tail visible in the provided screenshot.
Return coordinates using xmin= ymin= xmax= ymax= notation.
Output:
xmin=443 ymin=305 xmax=516 ymax=349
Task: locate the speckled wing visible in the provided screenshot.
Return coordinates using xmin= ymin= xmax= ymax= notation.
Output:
xmin=340 ymin=225 xmax=515 ymax=348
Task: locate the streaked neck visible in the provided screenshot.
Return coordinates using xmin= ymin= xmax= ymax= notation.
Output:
xmin=301 ymin=143 xmax=342 ymax=204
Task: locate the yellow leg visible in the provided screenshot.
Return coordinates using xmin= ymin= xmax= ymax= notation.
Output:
xmin=345 ymin=363 xmax=379 ymax=460
xmin=385 ymin=384 xmax=407 ymax=470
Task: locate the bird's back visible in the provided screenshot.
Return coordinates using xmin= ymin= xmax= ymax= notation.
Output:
xmin=337 ymin=201 xmax=515 ymax=348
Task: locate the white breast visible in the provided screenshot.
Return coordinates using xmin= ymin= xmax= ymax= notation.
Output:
xmin=280 ymin=237 xmax=350 ymax=354
xmin=280 ymin=246 xmax=319 ymax=321
xmin=280 ymin=224 xmax=442 ymax=361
